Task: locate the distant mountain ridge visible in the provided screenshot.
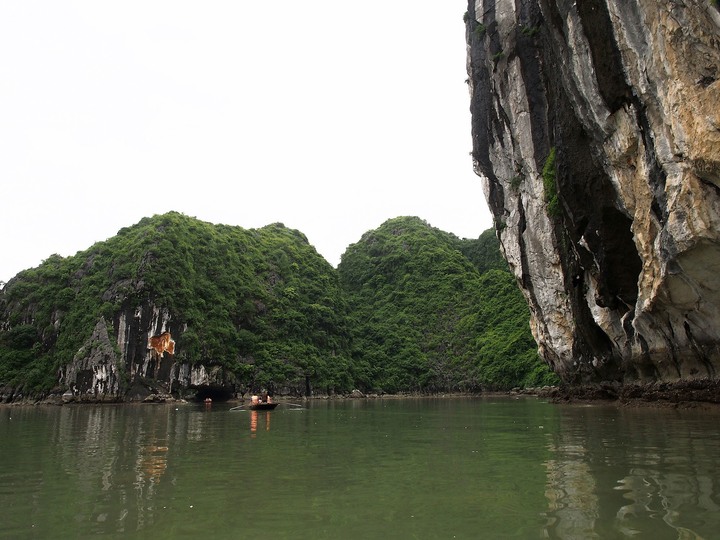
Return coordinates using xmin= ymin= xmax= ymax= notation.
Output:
xmin=0 ymin=212 xmax=555 ymax=402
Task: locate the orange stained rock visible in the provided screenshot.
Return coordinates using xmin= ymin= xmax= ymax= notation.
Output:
xmin=147 ymin=332 xmax=175 ymax=358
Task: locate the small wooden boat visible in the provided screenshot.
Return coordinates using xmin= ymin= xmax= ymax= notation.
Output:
xmin=248 ymin=402 xmax=278 ymax=411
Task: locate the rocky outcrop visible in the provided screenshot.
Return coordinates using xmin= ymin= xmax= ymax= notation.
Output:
xmin=466 ymin=0 xmax=720 ymax=384
xmin=59 ymin=318 xmax=124 ymax=400
xmin=59 ymin=304 xmax=237 ymax=402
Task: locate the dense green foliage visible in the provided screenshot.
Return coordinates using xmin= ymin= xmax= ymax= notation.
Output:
xmin=338 ymin=217 xmax=557 ymax=393
xmin=0 ymin=213 xmax=557 ymax=397
xmin=458 ymin=228 xmax=509 ymax=274
xmin=0 ymin=212 xmax=351 ymax=395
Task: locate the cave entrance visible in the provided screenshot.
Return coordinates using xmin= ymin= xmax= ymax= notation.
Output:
xmin=193 ymin=385 xmax=235 ymax=402
xmin=598 ymin=206 xmax=642 ymax=310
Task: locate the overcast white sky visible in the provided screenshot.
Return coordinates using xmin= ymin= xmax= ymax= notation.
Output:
xmin=0 ymin=1 xmax=492 ymax=282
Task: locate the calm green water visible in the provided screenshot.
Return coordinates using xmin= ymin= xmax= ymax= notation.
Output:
xmin=1 ymin=398 xmax=719 ymax=539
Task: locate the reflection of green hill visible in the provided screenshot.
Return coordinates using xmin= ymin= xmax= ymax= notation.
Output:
xmin=338 ymin=217 xmax=557 ymax=392
xmin=0 ymin=399 xmax=557 ymax=537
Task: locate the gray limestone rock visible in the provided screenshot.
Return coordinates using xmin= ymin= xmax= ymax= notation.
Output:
xmin=466 ymin=0 xmax=720 ymax=384
xmin=59 ymin=317 xmax=124 ymax=400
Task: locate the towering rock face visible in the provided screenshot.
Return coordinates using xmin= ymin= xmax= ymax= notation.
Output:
xmin=466 ymin=0 xmax=720 ymax=384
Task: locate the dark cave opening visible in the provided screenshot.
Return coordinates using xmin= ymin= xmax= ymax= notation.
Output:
xmin=193 ymin=385 xmax=235 ymax=402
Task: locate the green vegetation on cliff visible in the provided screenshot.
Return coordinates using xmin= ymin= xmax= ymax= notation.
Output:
xmin=0 ymin=213 xmax=557 ymax=398
xmin=0 ymin=212 xmax=351 ymax=395
xmin=338 ymin=217 xmax=557 ymax=392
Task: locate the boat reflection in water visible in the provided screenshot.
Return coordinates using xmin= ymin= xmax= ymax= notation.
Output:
xmin=250 ymin=410 xmax=272 ymax=437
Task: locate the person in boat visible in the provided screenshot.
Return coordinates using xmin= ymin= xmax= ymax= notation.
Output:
xmin=261 ymin=390 xmax=269 ymax=403
xmin=251 ymin=395 xmax=259 ymax=405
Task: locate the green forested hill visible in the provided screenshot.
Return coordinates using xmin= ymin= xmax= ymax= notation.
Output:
xmin=0 ymin=212 xmax=352 ymax=396
xmin=0 ymin=212 xmax=557 ymax=399
xmin=338 ymin=217 xmax=557 ymax=392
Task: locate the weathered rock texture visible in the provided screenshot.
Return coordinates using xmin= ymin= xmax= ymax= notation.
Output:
xmin=58 ymin=318 xmax=124 ymax=400
xmin=466 ymin=0 xmax=720 ymax=384
xmin=58 ymin=304 xmax=237 ymax=402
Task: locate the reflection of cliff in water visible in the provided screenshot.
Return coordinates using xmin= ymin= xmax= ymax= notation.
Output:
xmin=543 ymin=405 xmax=720 ymax=539
xmin=52 ymin=405 xmax=183 ymax=533
xmin=544 ymin=442 xmax=600 ymax=538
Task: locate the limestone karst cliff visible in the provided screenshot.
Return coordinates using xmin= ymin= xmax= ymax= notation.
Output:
xmin=466 ymin=0 xmax=720 ymax=385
